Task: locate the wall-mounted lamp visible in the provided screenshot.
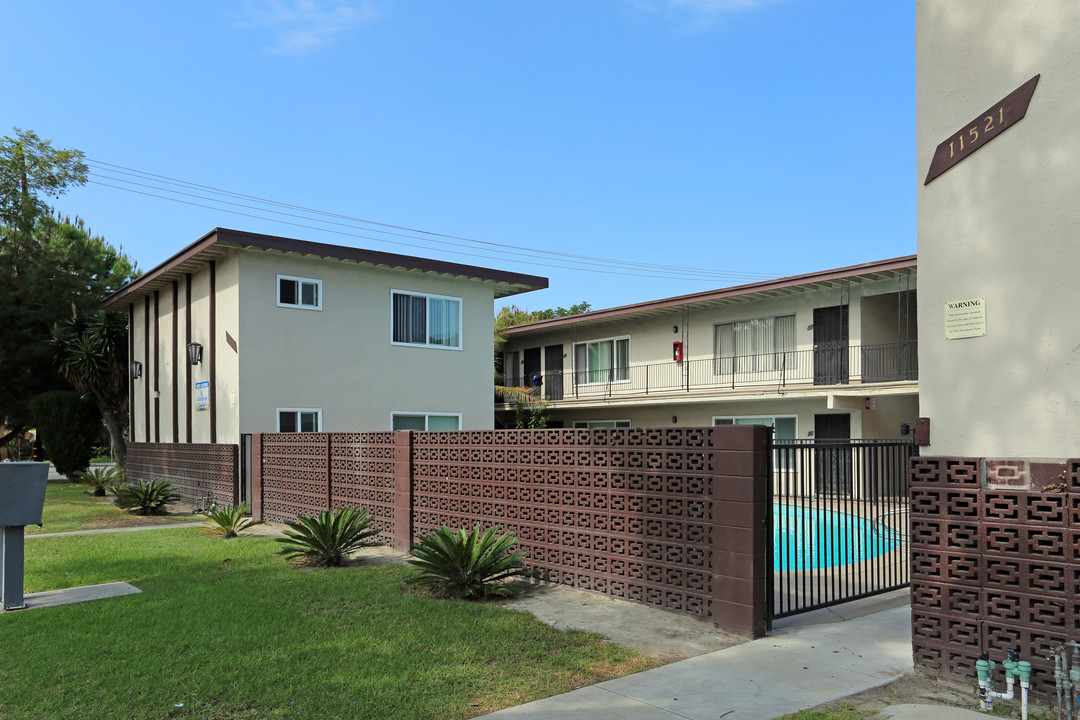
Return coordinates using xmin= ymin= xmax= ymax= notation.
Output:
xmin=129 ymin=360 xmax=143 ymax=380
xmin=187 ymin=342 xmax=204 ymax=366
xmin=671 ymin=415 xmax=678 ymax=424
xmin=672 ymin=325 xmax=679 ymax=334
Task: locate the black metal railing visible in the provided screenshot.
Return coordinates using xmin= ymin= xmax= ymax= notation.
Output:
xmin=767 ymin=438 xmax=915 ymax=621
xmin=509 ymin=341 xmax=917 ymax=403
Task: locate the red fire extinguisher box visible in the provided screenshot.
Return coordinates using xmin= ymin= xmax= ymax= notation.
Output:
xmin=673 ymin=341 xmax=683 ymax=362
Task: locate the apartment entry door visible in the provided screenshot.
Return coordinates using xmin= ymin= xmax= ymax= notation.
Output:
xmin=814 ymin=413 xmax=852 ymax=495
xmin=813 ymin=305 xmax=849 ymax=385
xmin=544 ymin=344 xmax=564 ymax=401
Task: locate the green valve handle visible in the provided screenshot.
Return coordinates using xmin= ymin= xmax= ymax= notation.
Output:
xmin=977 ymin=659 xmax=991 ymax=682
xmin=1018 ymin=661 xmax=1032 ymax=683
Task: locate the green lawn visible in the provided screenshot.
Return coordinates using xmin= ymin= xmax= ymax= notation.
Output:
xmin=0 ymin=529 xmax=651 ymax=720
xmin=25 ymin=482 xmax=199 ymax=535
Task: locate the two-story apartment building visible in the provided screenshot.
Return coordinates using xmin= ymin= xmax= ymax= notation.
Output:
xmin=499 ymin=256 xmax=917 ymax=441
xmin=102 ymin=228 xmax=547 ymax=446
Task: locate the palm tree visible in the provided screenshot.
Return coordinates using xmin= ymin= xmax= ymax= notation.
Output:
xmin=50 ymin=310 xmax=129 ymax=468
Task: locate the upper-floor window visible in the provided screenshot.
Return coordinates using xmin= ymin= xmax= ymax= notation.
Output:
xmin=573 ymin=336 xmax=629 ymax=385
xmin=714 ymin=314 xmax=795 ymax=374
xmin=391 ymin=290 xmax=461 ymax=349
xmin=278 ymin=275 xmax=322 ymax=310
xmin=278 ymin=408 xmax=321 ymax=432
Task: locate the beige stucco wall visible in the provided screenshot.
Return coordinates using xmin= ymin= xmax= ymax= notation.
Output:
xmin=237 ymin=250 xmax=497 ymax=435
xmin=128 ymin=254 xmax=242 ymax=445
xmin=213 ymin=252 xmax=241 ymax=443
xmin=917 ymin=1 xmax=1080 ymax=456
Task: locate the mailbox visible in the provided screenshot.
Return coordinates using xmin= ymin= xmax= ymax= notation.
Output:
xmin=1 ymin=462 xmax=48 ymax=610
xmin=0 ymin=462 xmax=48 ymax=527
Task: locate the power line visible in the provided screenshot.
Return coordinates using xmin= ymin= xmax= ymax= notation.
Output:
xmin=89 ymin=171 xmax=761 ymax=281
xmin=89 ymin=180 xmax=765 ymax=282
xmin=85 ymin=159 xmax=781 ymax=283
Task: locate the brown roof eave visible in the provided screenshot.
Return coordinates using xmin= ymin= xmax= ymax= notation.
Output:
xmin=102 ymin=227 xmax=548 ymax=309
xmin=503 ymin=254 xmax=917 ymax=335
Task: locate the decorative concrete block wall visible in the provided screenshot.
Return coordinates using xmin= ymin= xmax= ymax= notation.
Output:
xmin=249 ymin=426 xmax=771 ymax=638
xmin=127 ymin=442 xmax=238 ymax=508
xmin=910 ymin=456 xmax=1079 ymax=697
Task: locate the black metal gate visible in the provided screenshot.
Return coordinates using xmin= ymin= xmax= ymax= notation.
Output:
xmin=239 ymin=434 xmax=252 ymax=507
xmin=767 ymin=438 xmax=914 ymax=620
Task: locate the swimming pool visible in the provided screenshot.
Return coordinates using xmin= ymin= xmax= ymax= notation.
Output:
xmin=773 ymin=504 xmax=898 ymax=572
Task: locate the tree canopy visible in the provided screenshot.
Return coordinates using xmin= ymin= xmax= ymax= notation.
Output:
xmin=0 ymin=129 xmax=137 ymax=447
xmin=494 ymin=301 xmax=591 ymax=332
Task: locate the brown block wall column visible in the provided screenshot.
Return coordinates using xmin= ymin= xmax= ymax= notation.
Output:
xmin=251 ymin=434 xmax=263 ymax=521
xmin=709 ymin=424 xmax=770 ymax=639
xmin=392 ymin=430 xmax=413 ymax=551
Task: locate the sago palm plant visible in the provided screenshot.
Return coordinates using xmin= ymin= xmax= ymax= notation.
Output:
xmin=276 ymin=506 xmax=382 ymax=567
xmin=202 ymin=502 xmax=264 ymax=538
xmin=407 ymin=524 xmax=528 ymax=599
xmin=71 ymin=465 xmax=125 ymax=496
xmin=112 ymin=478 xmax=180 ymax=515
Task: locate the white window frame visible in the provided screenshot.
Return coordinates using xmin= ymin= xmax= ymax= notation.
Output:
xmin=277 ymin=274 xmax=322 ymax=310
xmin=391 ymin=411 xmax=463 ymax=431
xmin=277 ymin=408 xmax=323 ymax=433
xmin=713 ymin=314 xmax=795 ymax=375
xmin=573 ymin=335 xmax=630 ymax=386
xmin=712 ymin=414 xmax=798 ymax=437
xmin=573 ymin=419 xmax=632 ymax=429
xmin=390 ymin=289 xmax=463 ymax=350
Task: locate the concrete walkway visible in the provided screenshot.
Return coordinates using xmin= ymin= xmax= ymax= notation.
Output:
xmin=479 ymin=602 xmax=913 ymax=719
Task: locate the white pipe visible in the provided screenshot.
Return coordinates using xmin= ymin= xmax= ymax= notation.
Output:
xmin=1020 ymin=680 xmax=1029 ymax=720
xmin=989 ymin=676 xmax=1016 ymax=702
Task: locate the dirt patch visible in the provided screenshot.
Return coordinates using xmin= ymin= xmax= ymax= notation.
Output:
xmin=496 ymin=580 xmax=744 ymax=661
xmin=808 ymin=671 xmax=1055 ymax=719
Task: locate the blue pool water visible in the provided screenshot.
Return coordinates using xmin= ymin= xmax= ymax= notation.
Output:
xmin=773 ymin=504 xmax=897 ymax=572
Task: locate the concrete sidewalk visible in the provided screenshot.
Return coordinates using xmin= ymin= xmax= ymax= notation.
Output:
xmin=479 ymin=602 xmax=933 ymax=720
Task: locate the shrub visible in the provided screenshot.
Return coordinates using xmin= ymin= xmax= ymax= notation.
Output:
xmin=29 ymin=390 xmax=101 ymax=477
xmin=113 ymin=479 xmax=181 ymax=515
xmin=406 ymin=524 xmax=528 ymax=599
xmin=203 ymin=502 xmax=264 ymax=538
xmin=70 ymin=465 xmax=125 ymax=496
xmin=276 ymin=506 xmax=382 ymax=567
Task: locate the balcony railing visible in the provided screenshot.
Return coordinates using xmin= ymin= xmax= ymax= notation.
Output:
xmin=507 ymin=341 xmax=918 ymax=403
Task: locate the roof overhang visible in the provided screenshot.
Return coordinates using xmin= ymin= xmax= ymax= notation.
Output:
xmin=102 ymin=227 xmax=549 ymax=310
xmin=503 ymin=255 xmax=917 ymax=335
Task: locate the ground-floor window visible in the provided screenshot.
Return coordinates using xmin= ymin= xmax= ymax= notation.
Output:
xmin=391 ymin=412 xmax=461 ymax=431
xmin=573 ymin=419 xmax=631 ymax=429
xmin=712 ymin=415 xmax=796 ymax=438
xmin=714 ymin=415 xmax=797 ymax=469
xmin=278 ymin=408 xmax=321 ymax=432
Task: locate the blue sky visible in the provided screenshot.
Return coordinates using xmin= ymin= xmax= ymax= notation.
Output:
xmin=7 ymin=0 xmax=914 ymax=313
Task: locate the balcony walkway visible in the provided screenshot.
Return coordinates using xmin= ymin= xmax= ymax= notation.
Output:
xmin=503 ymin=341 xmax=918 ymax=408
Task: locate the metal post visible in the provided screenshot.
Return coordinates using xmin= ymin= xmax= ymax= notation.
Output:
xmin=1 ymin=525 xmax=26 ymax=610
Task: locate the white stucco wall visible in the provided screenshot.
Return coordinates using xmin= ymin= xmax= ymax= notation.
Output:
xmin=917 ymin=1 xmax=1080 ymax=456
xmin=127 ymin=254 xmax=241 ymax=445
xmin=237 ymin=250 xmax=497 ymax=434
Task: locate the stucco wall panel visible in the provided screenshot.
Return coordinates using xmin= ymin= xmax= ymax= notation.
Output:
xmin=237 ymin=250 xmax=495 ymax=434
xmin=918 ymin=0 xmax=1080 ymax=456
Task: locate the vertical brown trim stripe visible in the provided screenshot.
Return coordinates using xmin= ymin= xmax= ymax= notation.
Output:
xmin=128 ymin=304 xmax=135 ymax=442
xmin=209 ymin=260 xmax=217 ymax=444
xmin=143 ymin=296 xmax=150 ymax=443
xmin=153 ymin=291 xmax=160 ymax=443
xmin=185 ymin=273 xmax=192 ymax=443
xmin=171 ymin=280 xmax=179 ymax=443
